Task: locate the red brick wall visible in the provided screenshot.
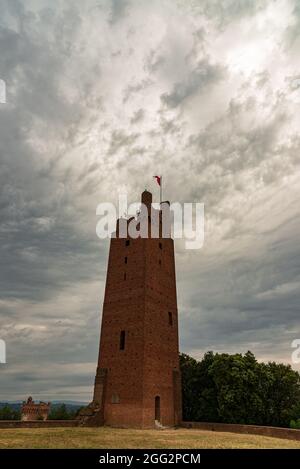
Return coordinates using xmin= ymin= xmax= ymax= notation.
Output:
xmin=0 ymin=420 xmax=78 ymax=428
xmin=181 ymin=421 xmax=300 ymax=441
xmin=142 ymin=237 xmax=181 ymax=427
xmin=93 ymin=191 xmax=181 ymax=428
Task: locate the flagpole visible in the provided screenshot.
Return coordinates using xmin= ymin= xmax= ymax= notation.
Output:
xmin=160 ymin=175 xmax=162 ymax=204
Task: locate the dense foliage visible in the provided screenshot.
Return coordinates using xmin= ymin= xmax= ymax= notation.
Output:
xmin=0 ymin=405 xmax=20 ymax=420
xmin=290 ymin=419 xmax=300 ymax=429
xmin=180 ymin=351 xmax=300 ymax=428
xmin=48 ymin=404 xmax=78 ymax=420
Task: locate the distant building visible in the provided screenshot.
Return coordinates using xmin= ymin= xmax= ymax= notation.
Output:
xmin=21 ymin=396 xmax=50 ymax=421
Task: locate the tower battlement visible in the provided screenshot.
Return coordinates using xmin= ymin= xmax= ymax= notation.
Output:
xmin=115 ymin=191 xmax=171 ymax=240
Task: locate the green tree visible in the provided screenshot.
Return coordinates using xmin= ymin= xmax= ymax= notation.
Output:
xmin=180 ymin=352 xmax=219 ymax=422
xmin=208 ymin=351 xmax=264 ymax=424
xmin=259 ymin=361 xmax=300 ymax=427
xmin=0 ymin=405 xmax=20 ymax=420
xmin=290 ymin=419 xmax=300 ymax=429
xmin=180 ymin=351 xmax=300 ymax=427
xmin=48 ymin=404 xmax=71 ymax=420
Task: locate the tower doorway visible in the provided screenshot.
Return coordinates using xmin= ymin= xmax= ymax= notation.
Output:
xmin=155 ymin=396 xmax=161 ymax=422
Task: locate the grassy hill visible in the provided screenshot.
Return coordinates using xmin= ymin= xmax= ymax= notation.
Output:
xmin=0 ymin=427 xmax=299 ymax=449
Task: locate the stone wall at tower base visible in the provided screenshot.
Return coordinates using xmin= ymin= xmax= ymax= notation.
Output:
xmin=76 ymin=402 xmax=104 ymax=427
xmin=181 ymin=421 xmax=300 ymax=441
xmin=0 ymin=420 xmax=79 ymax=429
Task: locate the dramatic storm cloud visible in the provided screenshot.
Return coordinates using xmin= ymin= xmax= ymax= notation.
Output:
xmin=0 ymin=0 xmax=299 ymax=401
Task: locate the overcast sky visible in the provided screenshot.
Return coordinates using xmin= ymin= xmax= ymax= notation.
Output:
xmin=0 ymin=0 xmax=300 ymax=402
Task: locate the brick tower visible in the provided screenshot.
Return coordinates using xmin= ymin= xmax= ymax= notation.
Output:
xmin=92 ymin=190 xmax=181 ymax=428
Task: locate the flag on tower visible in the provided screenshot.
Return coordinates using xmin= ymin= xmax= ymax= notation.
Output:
xmin=153 ymin=175 xmax=162 ymax=202
xmin=153 ymin=175 xmax=161 ymax=186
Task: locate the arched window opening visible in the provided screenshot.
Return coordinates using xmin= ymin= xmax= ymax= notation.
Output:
xmin=120 ymin=330 xmax=126 ymax=350
xmin=155 ymin=396 xmax=161 ymax=422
